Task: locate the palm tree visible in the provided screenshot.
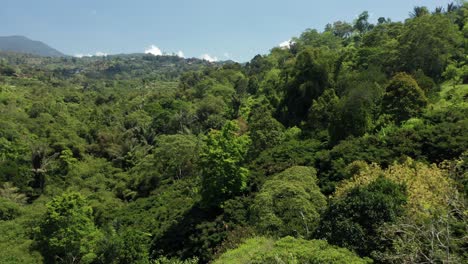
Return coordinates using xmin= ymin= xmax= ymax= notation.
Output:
xmin=31 ymin=145 xmax=59 ymax=190
xmin=410 ymin=6 xmax=430 ymax=18
xmin=446 ymin=2 xmax=457 ymax=13
xmin=433 ymin=6 xmax=444 ymax=14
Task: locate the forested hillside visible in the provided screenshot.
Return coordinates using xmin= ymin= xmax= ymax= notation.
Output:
xmin=0 ymin=3 xmax=467 ymax=264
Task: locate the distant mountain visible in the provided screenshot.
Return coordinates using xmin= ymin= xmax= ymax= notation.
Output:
xmin=0 ymin=35 xmax=65 ymax=57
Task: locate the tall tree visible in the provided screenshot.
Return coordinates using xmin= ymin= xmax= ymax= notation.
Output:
xmin=329 ymin=83 xmax=380 ymax=144
xmin=381 ymin=73 xmax=427 ymax=123
xmin=318 ymin=176 xmax=407 ymax=257
xmin=279 ymin=49 xmax=329 ymax=125
xmin=410 ymin=6 xmax=430 ymax=18
xmin=251 ymin=166 xmax=326 ymax=238
xmin=354 ymin=11 xmax=374 ymax=34
xmin=248 ymin=104 xmax=285 ymax=157
xmin=307 ymin=88 xmax=339 ymax=132
xmin=35 ymin=192 xmax=102 ymax=263
xmin=200 ymin=121 xmax=250 ymax=208
xmin=398 ymin=14 xmax=462 ymax=79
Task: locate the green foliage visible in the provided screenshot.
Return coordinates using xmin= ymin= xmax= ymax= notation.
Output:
xmin=325 ymin=20 xmax=354 ymax=39
xmin=279 ymin=48 xmax=329 ymax=125
xmin=97 ymin=227 xmax=151 ymax=264
xmin=0 ymin=216 xmax=43 ymax=264
xmin=35 ymin=192 xmax=102 ymax=263
xmin=329 ymin=87 xmax=375 ymax=143
xmin=251 ymin=166 xmax=326 ymax=238
xmin=398 ymin=14 xmax=463 ymax=79
xmin=412 ymin=69 xmax=436 ymax=93
xmin=444 ymin=61 xmax=468 ymax=86
xmin=153 ymin=134 xmax=199 ymax=181
xmin=307 ymin=88 xmax=339 ymax=132
xmin=200 ymin=121 xmax=250 ymax=207
xmin=0 ymin=197 xmax=21 ymax=220
xmin=295 ymin=28 xmax=343 ymax=50
xmin=446 ymin=151 xmax=468 ymax=196
xmin=152 ymin=256 xmax=199 ymax=264
xmin=318 ymin=176 xmax=407 ymax=257
xmin=246 ymin=55 xmax=273 ymax=77
xmin=0 ymin=182 xmax=27 ymax=203
xmin=252 ymin=139 xmax=322 ymax=184
xmin=354 ymin=11 xmax=374 ymax=34
xmin=382 ymin=72 xmax=427 ymax=123
xmin=0 ymin=4 xmax=467 ymax=262
xmin=257 ymin=69 xmax=282 ymax=108
xmin=409 ymin=6 xmax=430 ymax=18
xmin=214 ymin=236 xmax=371 ymax=264
xmin=126 ymin=177 xmax=199 ymax=236
xmin=247 ymin=104 xmax=285 ymax=156
xmin=0 ymin=63 xmax=16 ymax=76
xmin=315 ymin=135 xmax=394 ymax=194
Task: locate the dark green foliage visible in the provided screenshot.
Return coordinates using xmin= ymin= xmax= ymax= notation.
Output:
xmin=151 ymin=205 xmax=227 ymax=263
xmin=153 ymin=256 xmax=199 ymax=264
xmin=329 ymin=87 xmax=376 ymax=143
xmin=355 ymin=22 xmax=403 ymax=75
xmin=247 ymin=104 xmax=285 ymax=156
xmin=325 ymin=21 xmax=354 ymax=39
xmin=119 ymin=177 xmax=199 ymax=239
xmin=246 ymin=55 xmax=273 ymax=77
xmin=315 ymin=136 xmax=394 ymax=194
xmin=398 ymin=14 xmax=463 ymax=79
xmin=382 ymin=73 xmax=427 ymax=123
xmin=279 ymin=48 xmax=329 ymax=125
xmin=354 ymin=11 xmax=374 ymax=34
xmin=0 ymin=197 xmax=21 ymax=220
xmin=335 ymin=66 xmax=387 ymax=97
xmin=153 ymin=134 xmax=199 ymax=181
xmin=97 ymin=228 xmax=151 ymax=264
xmin=419 ymin=119 xmax=468 ymax=162
xmin=318 ymin=177 xmax=407 ymax=257
xmin=251 ymin=166 xmax=326 ymax=238
xmin=307 ymin=88 xmax=339 ymax=132
xmin=412 ymin=69 xmax=437 ymax=93
xmin=0 ymin=160 xmax=32 ymax=191
xmin=251 ymin=139 xmax=322 ymax=188
xmin=0 ymin=63 xmax=16 ymax=76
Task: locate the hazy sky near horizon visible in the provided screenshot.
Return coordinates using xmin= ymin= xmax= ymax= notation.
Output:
xmin=1 ymin=0 xmax=455 ymax=61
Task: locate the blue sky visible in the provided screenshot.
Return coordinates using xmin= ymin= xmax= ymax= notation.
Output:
xmin=1 ymin=0 xmax=454 ymax=61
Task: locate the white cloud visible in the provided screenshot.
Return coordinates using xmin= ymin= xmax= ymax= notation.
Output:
xmin=279 ymin=39 xmax=292 ymax=49
xmin=74 ymin=53 xmax=90 ymax=58
xmin=145 ymin=45 xmax=162 ymax=56
xmin=177 ymin=50 xmax=185 ymax=58
xmin=74 ymin=53 xmax=95 ymax=58
xmin=74 ymin=51 xmax=107 ymax=58
xmin=95 ymin=51 xmax=107 ymax=56
xmin=201 ymin=54 xmax=218 ymax=62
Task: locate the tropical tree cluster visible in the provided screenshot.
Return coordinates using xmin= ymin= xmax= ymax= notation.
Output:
xmin=0 ymin=2 xmax=467 ymax=263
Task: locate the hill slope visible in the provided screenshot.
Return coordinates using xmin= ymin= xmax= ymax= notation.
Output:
xmin=0 ymin=35 xmax=65 ymax=57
